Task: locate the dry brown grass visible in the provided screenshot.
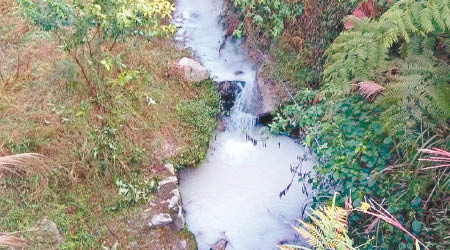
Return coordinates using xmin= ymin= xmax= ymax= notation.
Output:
xmin=357 ymin=81 xmax=385 ymax=100
xmin=0 ymin=233 xmax=27 ymax=249
xmin=419 ymin=147 xmax=450 ymax=170
xmin=0 ymin=153 xmax=52 ymax=178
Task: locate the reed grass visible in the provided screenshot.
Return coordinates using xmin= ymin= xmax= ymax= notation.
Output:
xmin=0 ymin=153 xmax=52 ymax=178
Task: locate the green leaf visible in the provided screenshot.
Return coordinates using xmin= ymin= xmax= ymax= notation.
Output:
xmin=383 ymin=137 xmax=392 ymax=145
xmin=353 ymin=198 xmax=362 ymax=207
xmin=410 ymin=197 xmax=421 ymax=208
xmin=332 ymin=172 xmax=340 ymax=180
xmin=412 ymin=220 xmax=422 ymax=233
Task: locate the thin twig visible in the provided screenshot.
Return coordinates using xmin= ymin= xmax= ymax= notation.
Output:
xmin=423 ymin=170 xmax=445 ymax=211
xmin=281 ymin=80 xmax=298 ymax=105
xmin=70 ymin=49 xmax=96 ymax=97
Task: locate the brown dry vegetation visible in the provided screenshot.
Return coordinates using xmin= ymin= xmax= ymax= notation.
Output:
xmin=0 ymin=0 xmax=215 ymax=248
xmin=0 ymin=233 xmax=28 ymax=249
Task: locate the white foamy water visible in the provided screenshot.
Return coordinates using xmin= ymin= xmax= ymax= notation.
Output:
xmin=175 ymin=0 xmax=313 ymax=249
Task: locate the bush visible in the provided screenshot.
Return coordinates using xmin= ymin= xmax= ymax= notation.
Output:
xmin=18 ymin=0 xmax=176 ymax=96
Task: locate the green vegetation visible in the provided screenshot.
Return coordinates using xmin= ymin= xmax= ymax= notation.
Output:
xmin=18 ymin=0 xmax=176 ymax=97
xmin=232 ymin=0 xmax=450 ymax=249
xmin=172 ymin=80 xmax=220 ymax=167
xmin=283 ymin=193 xmax=432 ymax=250
xmin=231 ymin=0 xmax=304 ymax=38
xmin=289 ymin=194 xmax=355 ymax=250
xmin=0 ymin=0 xmax=217 ymax=248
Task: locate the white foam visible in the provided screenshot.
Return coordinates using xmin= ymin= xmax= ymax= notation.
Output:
xmin=179 ymin=129 xmax=313 ymax=250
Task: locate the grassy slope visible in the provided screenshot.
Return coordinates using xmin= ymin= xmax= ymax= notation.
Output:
xmin=0 ymin=0 xmax=217 ymax=248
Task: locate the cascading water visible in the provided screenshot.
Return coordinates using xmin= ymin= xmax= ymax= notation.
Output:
xmin=175 ymin=0 xmax=313 ymax=249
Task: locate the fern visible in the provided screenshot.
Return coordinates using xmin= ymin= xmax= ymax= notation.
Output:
xmin=320 ymin=0 xmax=449 ymax=155
xmin=322 ymin=0 xmax=450 ymax=96
xmin=293 ymin=196 xmax=354 ymax=250
xmin=376 ymin=39 xmax=449 ymax=153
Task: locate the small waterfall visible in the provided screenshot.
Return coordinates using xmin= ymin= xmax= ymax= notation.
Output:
xmin=175 ymin=0 xmax=313 ymax=249
xmin=229 ymin=74 xmax=262 ymax=130
xmin=174 ymin=0 xmax=260 ymax=130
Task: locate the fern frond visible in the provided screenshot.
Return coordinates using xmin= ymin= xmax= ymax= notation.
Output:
xmin=293 ymin=205 xmax=352 ymax=250
xmin=322 ymin=0 xmax=450 ymax=97
xmin=419 ymin=7 xmax=435 ymax=33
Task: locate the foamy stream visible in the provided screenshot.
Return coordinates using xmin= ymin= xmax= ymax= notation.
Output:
xmin=175 ymin=1 xmax=313 ymax=249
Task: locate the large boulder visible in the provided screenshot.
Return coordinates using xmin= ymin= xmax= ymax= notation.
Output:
xmin=175 ymin=57 xmax=209 ymax=82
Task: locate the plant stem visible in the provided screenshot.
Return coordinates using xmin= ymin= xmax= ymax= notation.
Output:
xmin=71 ymin=50 xmax=97 ymax=97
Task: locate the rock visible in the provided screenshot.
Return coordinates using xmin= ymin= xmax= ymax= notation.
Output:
xmin=217 ymin=119 xmax=227 ymax=131
xmin=210 ymin=238 xmax=228 ymax=250
xmin=173 ymin=207 xmax=185 ymax=231
xmin=256 ymin=112 xmax=273 ymax=125
xmin=175 ymin=57 xmax=209 ymax=82
xmin=171 ymin=189 xmax=181 ymax=200
xmin=176 ymin=239 xmax=188 ymax=250
xmin=344 ymin=0 xmax=377 ymax=30
xmin=216 ymin=80 xmax=244 ymax=112
xmin=39 ymin=218 xmax=60 ymax=235
xmin=167 ymin=195 xmax=179 ymax=210
xmin=167 ymin=189 xmax=180 ymax=210
xmin=37 ymin=217 xmax=62 ymax=247
xmin=158 ymin=176 xmax=178 ymax=189
xmin=149 ymin=213 xmax=173 ymax=228
xmin=164 ymin=163 xmax=175 ymax=175
xmin=256 ymin=68 xmax=287 ymax=114
xmin=224 ymin=13 xmax=239 ymax=37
